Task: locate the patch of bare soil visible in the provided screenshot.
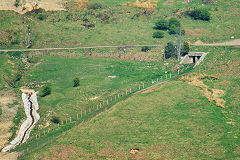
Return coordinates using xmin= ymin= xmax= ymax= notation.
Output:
xmin=0 ymin=90 xmax=18 ymax=150
xmin=181 ymin=74 xmax=226 ymax=108
xmin=47 ymin=145 xmax=82 ymax=160
xmin=0 ymin=0 xmax=66 ymax=14
xmin=193 ymin=40 xmax=205 ymax=45
xmin=0 ymin=152 xmax=19 ymax=160
xmin=185 ymin=28 xmax=208 ymax=37
xmin=163 ymin=0 xmax=174 ymax=5
xmin=184 ymin=98 xmax=201 ymax=102
xmin=89 ymin=96 xmax=99 ymax=101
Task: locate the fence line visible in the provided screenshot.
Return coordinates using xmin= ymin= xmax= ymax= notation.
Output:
xmin=14 ymin=72 xmax=181 ymax=158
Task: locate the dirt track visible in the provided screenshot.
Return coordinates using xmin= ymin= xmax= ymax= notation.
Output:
xmin=193 ymin=39 xmax=240 ymax=46
xmin=0 ymin=39 xmax=239 ymax=53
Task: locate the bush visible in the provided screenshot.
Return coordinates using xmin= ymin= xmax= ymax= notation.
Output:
xmin=38 ymin=14 xmax=47 ymax=20
xmin=177 ymin=29 xmax=185 ymax=36
xmin=168 ymin=25 xmax=179 ymax=35
xmin=40 ymin=85 xmax=51 ymax=97
xmin=14 ymin=0 xmax=20 ymax=7
xmin=164 ymin=42 xmax=177 ymax=59
xmin=169 ymin=18 xmax=181 ymax=28
xmin=153 ymin=31 xmax=164 ymax=38
xmin=73 ymin=78 xmax=80 ymax=87
xmin=141 ymin=46 xmax=150 ymax=52
xmin=154 ymin=19 xmax=169 ymax=30
xmin=88 ymin=3 xmax=103 ymax=10
xmin=51 ymin=116 xmax=60 ymax=124
xmin=189 ymin=8 xmax=210 ymax=21
xmin=181 ymin=41 xmax=190 ymax=56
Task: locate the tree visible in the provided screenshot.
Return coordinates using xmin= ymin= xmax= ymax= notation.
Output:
xmin=169 ymin=18 xmax=181 ymax=28
xmin=40 ymin=85 xmax=51 ymax=97
xmin=189 ymin=8 xmax=211 ymax=21
xmin=73 ymin=78 xmax=80 ymax=87
xmin=169 ymin=25 xmax=178 ymax=35
xmin=154 ymin=19 xmax=169 ymax=30
xmin=164 ymin=42 xmax=177 ymax=60
xmin=153 ymin=31 xmax=165 ymax=38
xmin=181 ymin=41 xmax=190 ymax=56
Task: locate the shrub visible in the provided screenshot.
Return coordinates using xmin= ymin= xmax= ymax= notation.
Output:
xmin=169 ymin=18 xmax=181 ymax=28
xmin=177 ymin=29 xmax=185 ymax=36
xmin=164 ymin=42 xmax=177 ymax=59
xmin=51 ymin=116 xmax=60 ymax=124
xmin=141 ymin=46 xmax=150 ymax=52
xmin=40 ymin=85 xmax=51 ymax=97
xmin=181 ymin=41 xmax=190 ymax=56
xmin=189 ymin=8 xmax=210 ymax=21
xmin=153 ymin=31 xmax=164 ymax=38
xmin=38 ymin=14 xmax=47 ymax=20
xmin=88 ymin=3 xmax=103 ymax=10
xmin=73 ymin=78 xmax=80 ymax=87
xmin=154 ymin=19 xmax=169 ymax=30
xmin=168 ymin=25 xmax=179 ymax=35
xmin=14 ymin=0 xmax=20 ymax=7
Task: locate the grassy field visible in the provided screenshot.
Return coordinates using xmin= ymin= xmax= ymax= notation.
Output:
xmin=0 ymin=0 xmax=239 ymax=49
xmin=0 ymin=0 xmax=240 ymax=159
xmin=17 ymin=52 xmax=178 ymax=126
xmin=16 ymin=46 xmax=240 ymax=159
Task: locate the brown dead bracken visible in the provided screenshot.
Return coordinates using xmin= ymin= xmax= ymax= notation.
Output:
xmin=181 ymin=74 xmax=226 ymax=108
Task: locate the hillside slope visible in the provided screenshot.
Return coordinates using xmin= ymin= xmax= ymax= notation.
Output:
xmin=20 ymin=46 xmax=240 ymax=159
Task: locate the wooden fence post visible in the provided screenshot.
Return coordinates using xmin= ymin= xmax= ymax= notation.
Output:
xmin=139 ymin=84 xmax=141 ymax=89
xmin=58 ymin=123 xmax=60 ymax=128
xmin=66 ymin=118 xmax=67 ymax=124
xmin=115 ymin=95 xmax=116 ymax=101
xmin=143 ymin=83 xmax=145 ymax=88
xmin=118 ymin=94 xmax=120 ymax=99
xmin=77 ymin=114 xmax=79 ymax=119
xmin=70 ymin=117 xmax=72 ymax=123
xmin=166 ymin=74 xmax=167 ymax=80
xmin=130 ymin=88 xmax=132 ymax=93
xmin=170 ymin=73 xmax=172 ymax=79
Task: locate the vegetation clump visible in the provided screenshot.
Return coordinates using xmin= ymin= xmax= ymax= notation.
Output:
xmin=153 ymin=31 xmax=164 ymax=38
xmin=40 ymin=85 xmax=51 ymax=97
xmin=164 ymin=41 xmax=190 ymax=59
xmin=88 ymin=3 xmax=103 ymax=10
xmin=189 ymin=8 xmax=211 ymax=21
xmin=141 ymin=46 xmax=150 ymax=52
xmin=154 ymin=19 xmax=169 ymax=30
xmin=51 ymin=116 xmax=60 ymax=124
xmin=73 ymin=78 xmax=80 ymax=87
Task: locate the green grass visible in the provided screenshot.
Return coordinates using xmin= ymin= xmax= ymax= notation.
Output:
xmin=0 ymin=0 xmax=239 ymax=49
xmin=17 ymin=46 xmax=240 ymax=159
xmin=20 ymin=54 xmax=177 ymax=126
xmin=23 ymin=80 xmax=240 ymax=159
xmin=9 ymin=107 xmax=25 ymax=141
xmin=0 ymin=104 xmax=2 ymax=117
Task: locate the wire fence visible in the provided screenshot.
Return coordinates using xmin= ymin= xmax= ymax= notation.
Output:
xmin=12 ymin=70 xmax=188 ymax=158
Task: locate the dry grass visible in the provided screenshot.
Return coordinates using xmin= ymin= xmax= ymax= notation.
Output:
xmin=65 ymin=0 xmax=88 ymax=10
xmin=123 ymin=0 xmax=158 ymax=11
xmin=181 ymin=74 xmax=226 ymax=108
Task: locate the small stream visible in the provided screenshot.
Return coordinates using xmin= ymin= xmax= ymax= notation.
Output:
xmin=1 ymin=93 xmax=40 ymax=152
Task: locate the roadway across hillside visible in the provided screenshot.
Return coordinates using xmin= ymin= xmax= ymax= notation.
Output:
xmin=0 ymin=39 xmax=240 ymax=53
